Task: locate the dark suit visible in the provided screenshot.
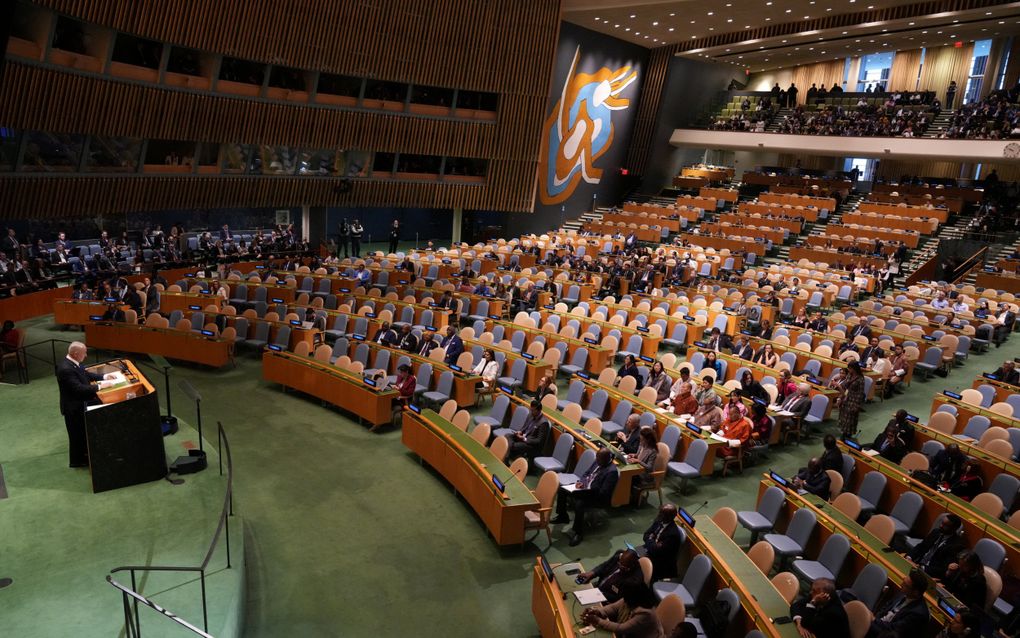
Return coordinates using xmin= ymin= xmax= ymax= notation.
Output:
xmin=399 ymin=333 xmax=419 ymax=353
xmin=790 ymin=596 xmax=851 ymax=638
xmin=507 ymin=414 xmax=549 ymax=461
xmin=642 ymin=519 xmax=683 ymax=580
xmin=733 ymin=343 xmax=755 ymax=360
xmin=871 ymin=432 xmax=908 ymax=464
xmin=418 ymin=339 xmax=438 ymax=358
xmin=993 ymin=366 xmax=1020 ymax=385
xmin=440 ymin=334 xmax=464 ymax=365
xmin=780 ymin=394 xmax=811 ymax=420
xmin=848 ymin=324 xmax=872 ymax=340
xmin=56 ymin=357 xmax=102 ymax=466
xmin=587 ymin=552 xmax=645 ymax=603
xmin=908 ymin=529 xmax=965 ymax=579
xmin=869 ymin=596 xmax=929 ymax=638
xmin=556 ymin=462 xmax=620 ymax=535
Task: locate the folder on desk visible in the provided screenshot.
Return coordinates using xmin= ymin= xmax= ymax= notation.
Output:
xmin=574 ymin=588 xmax=607 ymax=606
xmin=709 ymin=432 xmax=728 ymax=443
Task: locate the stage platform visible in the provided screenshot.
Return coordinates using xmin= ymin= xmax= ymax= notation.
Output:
xmin=0 ymin=373 xmax=245 ymax=637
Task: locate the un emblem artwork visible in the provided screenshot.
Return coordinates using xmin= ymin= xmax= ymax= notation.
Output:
xmin=539 ymin=47 xmax=638 ymax=205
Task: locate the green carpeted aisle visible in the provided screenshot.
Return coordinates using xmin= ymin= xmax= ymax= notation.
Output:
xmin=5 ymin=312 xmax=1020 ymax=637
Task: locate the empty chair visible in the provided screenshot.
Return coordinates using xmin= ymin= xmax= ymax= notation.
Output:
xmin=864 ymin=514 xmax=896 ymax=545
xmin=667 ymin=439 xmax=709 ymax=494
xmin=832 ymin=493 xmax=862 ymax=520
xmin=764 ymin=508 xmax=816 ymax=560
xmin=737 ymin=486 xmax=785 ymax=543
xmin=989 ymin=474 xmax=1020 ymax=512
xmin=557 ymin=380 xmax=585 ymax=411
xmin=496 ymin=358 xmax=528 ymax=393
xmin=840 ymin=563 xmax=887 ymax=611
xmin=747 ymin=540 xmax=776 ymax=575
xmin=955 ymin=415 xmax=990 ymax=442
xmin=473 ymin=394 xmax=510 ymax=429
xmin=559 ymin=348 xmax=588 ymax=377
xmin=242 ymin=321 xmax=271 ymax=350
xmin=975 ymin=537 xmax=1007 ymax=572
xmin=856 ymin=471 xmax=887 ymax=517
xmin=616 ymin=335 xmax=644 ymax=361
xmin=413 ymin=362 xmax=433 ymax=397
xmin=792 ymin=533 xmax=851 ymax=583
xmin=271 ymin=326 xmax=292 ymax=351
xmin=533 ymin=433 xmax=574 ymax=473
xmin=888 ymin=491 xmax=923 ymax=537
xmin=913 ymin=346 xmax=943 ymax=380
xmin=663 ymin=324 xmax=688 ymax=351
xmin=712 ymin=507 xmax=738 ymax=538
xmin=600 ymin=400 xmax=633 ymax=437
xmin=579 ymin=389 xmax=609 ymax=422
xmin=652 ymin=554 xmax=712 ymax=606
xmin=422 ymin=371 xmax=454 ymax=407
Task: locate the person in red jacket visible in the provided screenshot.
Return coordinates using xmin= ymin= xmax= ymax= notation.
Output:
xmin=380 ymin=364 xmax=416 ymax=432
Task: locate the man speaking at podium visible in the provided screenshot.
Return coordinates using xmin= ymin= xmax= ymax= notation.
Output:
xmin=57 ymin=342 xmax=117 ymax=468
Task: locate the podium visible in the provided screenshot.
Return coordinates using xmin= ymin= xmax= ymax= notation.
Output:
xmin=85 ymin=359 xmax=167 ymax=493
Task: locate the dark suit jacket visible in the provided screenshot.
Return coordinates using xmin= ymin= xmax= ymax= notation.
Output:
xmin=849 ymin=324 xmax=872 ymax=339
xmin=871 ymin=433 xmax=908 ymax=464
xmin=871 ymin=596 xmax=929 ymax=638
xmin=993 ymin=366 xmax=1020 ymax=385
xmin=734 ymin=344 xmax=755 ymax=360
xmin=782 ymin=395 xmax=812 ymax=419
xmin=399 ymin=333 xmax=419 ymax=353
xmin=56 ymin=358 xmax=102 ymax=416
xmin=441 ymin=335 xmax=464 ymax=364
xmin=584 ymin=464 xmax=620 ymax=505
xmin=418 ymin=340 xmax=438 ymax=358
xmin=642 ymin=519 xmax=683 ymax=579
xmin=908 ymin=530 xmax=965 ymax=579
xmin=790 ymin=597 xmax=851 ymax=638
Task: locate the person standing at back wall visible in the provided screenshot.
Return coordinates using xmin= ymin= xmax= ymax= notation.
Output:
xmin=350 ymin=219 xmax=364 ymax=257
xmin=389 ymin=220 xmax=400 ymax=255
xmin=337 ymin=218 xmax=350 ymax=258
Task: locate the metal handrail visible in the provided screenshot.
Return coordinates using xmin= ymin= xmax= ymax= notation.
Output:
xmin=950 ymin=245 xmax=990 ymax=285
xmin=107 ymin=422 xmax=234 ymax=637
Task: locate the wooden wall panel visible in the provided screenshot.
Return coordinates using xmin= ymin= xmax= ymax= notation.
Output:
xmin=0 ymin=164 xmax=539 ymax=218
xmin=625 ymin=47 xmax=671 ymax=176
xmin=36 ymin=0 xmax=562 ymax=94
xmin=0 ymin=63 xmax=513 ymax=156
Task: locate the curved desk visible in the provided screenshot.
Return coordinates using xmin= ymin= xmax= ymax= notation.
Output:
xmin=262 ymin=349 xmax=398 ymax=426
xmin=402 ymin=409 xmax=538 ymax=545
xmin=85 ymin=322 xmax=231 ymax=367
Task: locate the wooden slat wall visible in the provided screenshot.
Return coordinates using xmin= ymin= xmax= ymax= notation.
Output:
xmin=36 ymin=0 xmax=560 ymax=94
xmin=625 ymin=46 xmax=671 ymax=176
xmin=1 ymin=0 xmax=562 ymax=216
xmin=0 ymin=170 xmax=540 ymax=218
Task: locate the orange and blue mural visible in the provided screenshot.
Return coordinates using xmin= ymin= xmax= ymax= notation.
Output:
xmin=539 ymin=46 xmax=639 ymax=205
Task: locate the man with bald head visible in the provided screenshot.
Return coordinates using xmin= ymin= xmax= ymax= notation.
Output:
xmin=642 ymin=504 xmax=683 ymax=579
xmin=56 ymin=342 xmax=106 ymax=467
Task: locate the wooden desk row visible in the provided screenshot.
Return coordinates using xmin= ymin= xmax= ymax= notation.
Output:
xmin=582 ymin=223 xmax=663 ymax=243
xmin=699 ymin=186 xmax=740 ymax=203
xmin=675 ymin=234 xmax=768 ymax=256
xmin=675 ymin=195 xmax=719 ymax=211
xmin=976 ymin=271 xmax=1020 ymax=294
xmin=737 ymin=202 xmax=820 ymax=222
xmin=857 ymin=202 xmax=949 ymax=223
xmin=788 ymin=247 xmax=887 ymax=270
xmin=717 ymin=213 xmax=803 ymax=234
xmin=842 ymin=212 xmax=939 ymax=234
xmin=839 ymin=442 xmax=1020 ymax=581
xmin=681 ymin=166 xmax=734 ymax=181
xmin=805 ymin=236 xmax=901 ymax=255
xmin=872 ymin=183 xmax=982 ymax=203
xmin=823 ymin=224 xmax=921 ymax=247
xmin=84 ymin=322 xmax=231 ymax=367
xmin=263 ymin=349 xmax=398 ymax=426
xmin=759 ymin=477 xmax=959 ymax=629
xmin=758 ymin=192 xmax=836 ymax=210
xmin=481 ymin=318 xmax=613 ymax=373
xmin=602 ymin=212 xmax=681 ymax=232
xmin=700 ymin=223 xmax=786 ymax=244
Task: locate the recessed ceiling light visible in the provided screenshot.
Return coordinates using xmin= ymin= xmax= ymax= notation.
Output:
xmin=614 ymin=24 xmax=619 ymax=28
xmin=629 ymin=14 xmax=636 ymax=18
xmin=669 ymin=27 xmax=675 ymax=31
xmin=635 ymin=31 xmax=640 ymax=35
xmin=709 ymin=27 xmax=714 ymax=30
xmin=785 ymin=9 xmax=792 ymax=12
xmin=986 ymin=11 xmax=992 ymax=14
xmin=652 ymin=21 xmax=659 ymax=26
xmin=727 ymin=18 xmax=733 ymax=22
xmin=707 ymin=11 xmax=714 ymax=15
xmin=669 ymin=13 xmax=675 ymax=16
xmin=690 ymin=20 xmax=696 ymax=23
xmin=908 ymin=22 xmax=914 ymax=26
xmin=804 ymin=15 xmax=810 ymax=19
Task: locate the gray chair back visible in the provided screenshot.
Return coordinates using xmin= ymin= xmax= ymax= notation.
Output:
xmin=757 ymin=486 xmax=785 ymax=524
xmin=849 ymin=564 xmax=887 ymax=610
xmin=786 ymin=508 xmax=817 ymax=550
xmin=682 ymin=554 xmax=713 ymax=602
xmin=889 ymin=492 xmax=923 ymax=532
xmin=818 ymin=534 xmax=851 ymax=577
xmin=684 ymin=439 xmax=709 ymax=470
xmin=551 ymin=434 xmax=575 ymax=465
xmin=990 ymin=474 xmax=1019 ymax=512
xmin=858 ymin=471 xmax=886 ymax=504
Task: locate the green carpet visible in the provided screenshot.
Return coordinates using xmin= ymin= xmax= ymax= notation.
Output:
xmin=5 ymin=312 xmax=1020 ymax=637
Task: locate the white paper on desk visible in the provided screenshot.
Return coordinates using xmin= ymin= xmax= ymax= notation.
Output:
xmin=776 ymin=410 xmax=794 ymax=417
xmin=863 ymin=449 xmax=880 ymax=457
xmin=709 ymin=432 xmax=728 ymax=443
xmin=575 ymin=588 xmax=607 ymax=605
xmin=562 ymin=483 xmax=588 ymax=493
xmin=101 ymin=372 xmax=126 ymax=387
